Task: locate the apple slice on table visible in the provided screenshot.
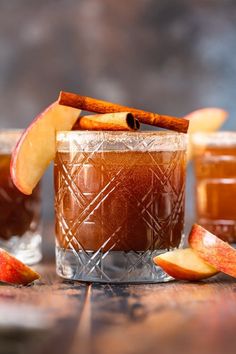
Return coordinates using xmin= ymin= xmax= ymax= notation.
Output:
xmin=11 ymin=102 xmax=81 ymax=195
xmin=0 ymin=248 xmax=40 ymax=285
xmin=185 ymin=108 xmax=228 ymax=160
xmin=189 ymin=224 xmax=236 ymax=278
xmin=153 ymin=248 xmax=218 ymax=281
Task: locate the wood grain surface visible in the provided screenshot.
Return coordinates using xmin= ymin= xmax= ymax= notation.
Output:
xmin=0 ymin=224 xmax=236 ymax=354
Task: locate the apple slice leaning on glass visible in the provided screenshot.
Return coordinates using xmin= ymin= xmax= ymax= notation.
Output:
xmin=189 ymin=224 xmax=236 ymax=278
xmin=11 ymin=102 xmax=81 ymax=195
xmin=155 ymin=224 xmax=236 ymax=281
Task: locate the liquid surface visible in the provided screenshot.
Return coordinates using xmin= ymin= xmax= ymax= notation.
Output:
xmin=0 ymin=154 xmax=41 ymax=240
xmin=194 ymin=145 xmax=236 ymax=242
xmin=55 ymin=150 xmax=186 ymax=252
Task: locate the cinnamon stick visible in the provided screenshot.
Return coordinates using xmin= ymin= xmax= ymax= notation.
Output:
xmin=58 ymin=91 xmax=189 ymax=133
xmin=72 ymin=112 xmax=139 ymax=131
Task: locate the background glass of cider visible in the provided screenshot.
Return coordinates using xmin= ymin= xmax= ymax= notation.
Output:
xmin=0 ymin=130 xmax=42 ymax=264
xmin=192 ymin=132 xmax=236 ymax=244
xmin=54 ymin=131 xmax=187 ymax=283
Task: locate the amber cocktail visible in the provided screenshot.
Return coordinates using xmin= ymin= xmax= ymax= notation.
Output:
xmin=193 ymin=132 xmax=236 ymax=243
xmin=55 ymin=131 xmax=187 ymax=283
xmin=0 ymin=130 xmax=42 ymax=264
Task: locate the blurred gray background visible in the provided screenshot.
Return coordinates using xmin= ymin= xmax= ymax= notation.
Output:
xmin=0 ymin=0 xmax=235 ymax=224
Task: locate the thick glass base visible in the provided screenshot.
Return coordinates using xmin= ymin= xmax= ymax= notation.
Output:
xmin=0 ymin=231 xmax=42 ymax=265
xmin=56 ymin=247 xmax=176 ymax=283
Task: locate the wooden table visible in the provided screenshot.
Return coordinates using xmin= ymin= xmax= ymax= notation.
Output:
xmin=1 ymin=224 xmax=236 ymax=354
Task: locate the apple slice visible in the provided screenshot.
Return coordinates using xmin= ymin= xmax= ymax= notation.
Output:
xmin=185 ymin=108 xmax=228 ymax=160
xmin=11 ymin=102 xmax=81 ymax=195
xmin=185 ymin=108 xmax=228 ymax=134
xmin=153 ymin=248 xmax=218 ymax=281
xmin=189 ymin=224 xmax=236 ymax=278
xmin=0 ymin=248 xmax=40 ymax=285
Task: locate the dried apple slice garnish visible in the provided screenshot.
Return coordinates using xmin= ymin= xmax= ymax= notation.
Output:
xmin=11 ymin=102 xmax=81 ymax=195
xmin=185 ymin=108 xmax=228 ymax=160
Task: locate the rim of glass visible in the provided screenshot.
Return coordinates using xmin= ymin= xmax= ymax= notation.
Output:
xmin=56 ymin=130 xmax=187 ymax=152
xmin=57 ymin=130 xmax=186 ymax=138
xmin=0 ymin=129 xmax=23 ymax=153
xmin=192 ymin=131 xmax=236 ymax=147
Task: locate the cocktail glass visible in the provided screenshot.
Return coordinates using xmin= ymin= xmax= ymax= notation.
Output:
xmin=0 ymin=130 xmax=42 ymax=264
xmin=192 ymin=132 xmax=236 ymax=243
xmin=54 ymin=131 xmax=187 ymax=283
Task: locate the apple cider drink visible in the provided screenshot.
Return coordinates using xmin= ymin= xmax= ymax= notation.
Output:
xmin=0 ymin=131 xmax=42 ymax=264
xmin=192 ymin=132 xmax=236 ymax=243
xmin=55 ymin=131 xmax=187 ymax=283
